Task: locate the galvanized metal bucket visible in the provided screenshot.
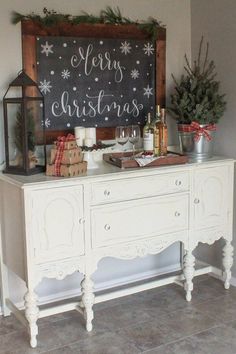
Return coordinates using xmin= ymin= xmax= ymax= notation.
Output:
xmin=178 ymin=124 xmax=215 ymax=161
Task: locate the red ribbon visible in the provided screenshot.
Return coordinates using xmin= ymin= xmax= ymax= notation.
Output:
xmin=56 ymin=133 xmax=75 ymax=145
xmin=54 ymin=134 xmax=75 ymax=176
xmin=178 ymin=122 xmax=216 ymax=142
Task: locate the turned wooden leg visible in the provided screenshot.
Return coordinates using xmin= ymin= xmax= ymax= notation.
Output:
xmin=223 ymin=240 xmax=234 ymax=290
xmin=81 ymin=275 xmax=95 ymax=332
xmin=183 ymin=250 xmax=195 ymax=302
xmin=24 ymin=290 xmax=39 ymax=348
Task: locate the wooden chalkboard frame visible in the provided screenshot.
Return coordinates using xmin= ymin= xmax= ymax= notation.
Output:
xmin=21 ymin=21 xmax=166 ymax=143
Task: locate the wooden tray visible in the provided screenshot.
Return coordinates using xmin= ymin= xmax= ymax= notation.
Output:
xmin=103 ymin=151 xmax=188 ymax=169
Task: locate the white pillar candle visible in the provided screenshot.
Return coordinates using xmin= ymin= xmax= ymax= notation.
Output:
xmin=85 ymin=127 xmax=96 ymax=145
xmin=75 ymin=137 xmax=82 ymax=147
xmin=84 ymin=138 xmax=93 ymax=147
xmin=74 ymin=126 xmax=85 ymax=145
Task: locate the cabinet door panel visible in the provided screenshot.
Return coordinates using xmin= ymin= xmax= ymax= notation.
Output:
xmin=193 ymin=166 xmax=229 ymax=229
xmin=91 ymin=193 xmax=189 ymax=248
xmin=30 ymin=186 xmax=84 ymax=263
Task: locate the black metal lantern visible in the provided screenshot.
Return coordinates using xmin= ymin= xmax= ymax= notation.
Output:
xmin=3 ymin=70 xmax=46 ymax=175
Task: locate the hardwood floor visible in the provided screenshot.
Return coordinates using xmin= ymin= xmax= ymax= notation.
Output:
xmin=1 ymin=275 xmax=236 ymax=353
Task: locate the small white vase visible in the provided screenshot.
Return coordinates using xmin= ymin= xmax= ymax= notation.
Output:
xmin=83 ymin=151 xmax=99 ymax=169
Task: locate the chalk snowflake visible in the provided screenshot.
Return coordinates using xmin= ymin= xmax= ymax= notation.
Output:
xmin=120 ymin=41 xmax=132 ymax=55
xmin=130 ymin=69 xmax=140 ymax=80
xmin=143 ymin=42 xmax=154 ymax=56
xmin=143 ymin=85 xmax=153 ymax=98
xmin=41 ymin=118 xmax=51 ymax=128
xmin=39 ymin=79 xmax=52 ymax=95
xmin=61 ymin=69 xmax=71 ymax=79
xmin=41 ymin=41 xmax=54 ymax=56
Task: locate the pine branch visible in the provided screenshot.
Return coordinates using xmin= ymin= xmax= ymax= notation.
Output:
xmin=202 ymin=41 xmax=209 ymax=74
xmin=14 ymin=107 xmax=35 ymax=153
xmin=11 ymin=11 xmax=26 ymax=24
xmin=197 ymin=36 xmax=203 ymax=68
xmin=170 ymin=37 xmax=226 ymax=124
xmin=71 ymin=13 xmax=100 ymax=24
xmin=100 ymin=6 xmax=130 ymax=24
xmin=184 ymin=54 xmax=195 ymax=77
xmin=11 ymin=7 xmax=163 ymax=40
xmin=204 ymin=60 xmax=216 ymax=79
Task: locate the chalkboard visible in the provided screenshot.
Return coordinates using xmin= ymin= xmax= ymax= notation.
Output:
xmin=36 ymin=36 xmax=155 ymax=130
xmin=21 ymin=21 xmax=166 ymax=141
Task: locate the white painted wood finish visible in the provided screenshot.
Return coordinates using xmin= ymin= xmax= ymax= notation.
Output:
xmin=91 ymin=193 xmax=189 ymax=248
xmin=90 ymin=171 xmax=189 ymax=205
xmin=193 ymin=166 xmax=229 ymax=230
xmin=0 ymin=157 xmax=234 ymax=347
xmin=29 ymin=186 xmax=85 ymax=264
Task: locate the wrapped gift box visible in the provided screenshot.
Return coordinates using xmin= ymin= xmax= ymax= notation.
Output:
xmin=46 ymin=161 xmax=87 ymax=177
xmin=55 ymin=139 xmax=77 ymax=150
xmin=50 ymin=147 xmax=83 ymax=165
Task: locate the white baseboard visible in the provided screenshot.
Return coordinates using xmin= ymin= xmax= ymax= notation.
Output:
xmin=208 ymin=265 xmax=236 ymax=288
xmin=0 ymin=161 xmax=5 ymax=171
xmin=230 ymin=276 xmax=236 ymax=287
xmin=0 ymin=263 xmax=180 ymax=315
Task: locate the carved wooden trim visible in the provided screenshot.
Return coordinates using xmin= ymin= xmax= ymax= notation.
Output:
xmin=24 ymin=290 xmax=39 ymax=348
xmin=223 ymin=240 xmax=234 ymax=289
xmin=191 ymin=228 xmax=226 ymax=249
xmin=93 ymin=233 xmax=187 ymax=267
xmin=81 ymin=275 xmax=95 ymax=332
xmin=21 ymin=21 xmax=166 ymax=143
xmin=183 ymin=251 xmax=195 ymax=302
xmin=35 ymin=258 xmax=85 ymax=284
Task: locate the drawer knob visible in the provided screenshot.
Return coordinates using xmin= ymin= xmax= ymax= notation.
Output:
xmin=104 ymin=190 xmax=111 ymax=196
xmin=194 ymin=198 xmax=200 ymax=204
xmin=104 ymin=224 xmax=111 ymax=231
xmin=175 ymin=180 xmax=182 ymax=186
xmin=79 ymin=218 xmax=85 ymax=224
xmin=175 ymin=211 xmax=181 ymax=217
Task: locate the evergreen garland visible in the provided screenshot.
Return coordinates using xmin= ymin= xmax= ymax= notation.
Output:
xmin=169 ymin=37 xmax=226 ymax=125
xmin=11 ymin=6 xmax=163 ymax=41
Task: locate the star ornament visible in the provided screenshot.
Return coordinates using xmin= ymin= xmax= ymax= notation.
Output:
xmin=143 ymin=85 xmax=153 ymax=98
xmin=41 ymin=41 xmax=54 ymax=56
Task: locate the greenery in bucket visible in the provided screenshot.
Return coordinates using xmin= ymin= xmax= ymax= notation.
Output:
xmin=169 ymin=37 xmax=226 ymax=125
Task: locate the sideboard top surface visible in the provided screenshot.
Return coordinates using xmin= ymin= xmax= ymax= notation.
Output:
xmin=0 ymin=156 xmax=234 ymax=189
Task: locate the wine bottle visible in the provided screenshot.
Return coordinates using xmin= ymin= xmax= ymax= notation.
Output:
xmin=153 ymin=105 xmax=161 ymax=156
xmin=159 ymin=108 xmax=168 ymax=156
xmin=143 ymin=113 xmax=154 ymax=152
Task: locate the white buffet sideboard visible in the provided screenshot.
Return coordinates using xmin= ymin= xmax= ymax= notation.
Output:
xmin=0 ymin=157 xmax=234 ymax=347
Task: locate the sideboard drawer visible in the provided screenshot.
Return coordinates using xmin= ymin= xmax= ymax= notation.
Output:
xmin=91 ymin=193 xmax=189 ymax=248
xmin=91 ymin=171 xmax=189 ymax=205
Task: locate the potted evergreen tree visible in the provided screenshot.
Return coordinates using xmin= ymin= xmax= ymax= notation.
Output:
xmin=169 ymin=37 xmax=226 ymax=160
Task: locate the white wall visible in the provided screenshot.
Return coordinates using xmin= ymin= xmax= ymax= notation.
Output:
xmin=0 ymin=0 xmax=191 ymax=306
xmin=191 ymin=0 xmax=236 ymax=276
